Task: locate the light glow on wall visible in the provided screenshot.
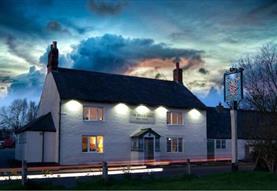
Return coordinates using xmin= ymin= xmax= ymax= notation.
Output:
xmin=188 ymin=109 xmax=202 ymax=120
xmin=135 ymin=105 xmax=150 ymax=114
xmin=114 ymin=103 xmax=129 ymax=115
xmin=155 ymin=106 xmax=167 ymax=116
xmin=65 ymin=100 xmax=82 ymax=112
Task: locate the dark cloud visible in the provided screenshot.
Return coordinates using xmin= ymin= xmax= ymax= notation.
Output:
xmin=87 ymin=0 xmax=127 ymax=15
xmin=198 ymin=68 xmax=209 ymax=74
xmin=6 ymin=66 xmax=45 ymax=103
xmin=248 ymin=0 xmax=277 ymax=19
xmin=0 ymin=0 xmax=45 ymax=37
xmin=5 ymin=36 xmax=40 ymax=66
xmin=47 ymin=21 xmax=70 ymax=35
xmin=70 ymin=34 xmax=204 ymax=73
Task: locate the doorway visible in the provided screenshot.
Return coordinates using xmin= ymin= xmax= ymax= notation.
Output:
xmin=144 ymin=137 xmax=154 ymax=160
xmin=207 ymin=139 xmax=215 ymax=159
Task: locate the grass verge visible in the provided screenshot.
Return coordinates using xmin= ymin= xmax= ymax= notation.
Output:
xmin=0 ymin=171 xmax=276 ymax=190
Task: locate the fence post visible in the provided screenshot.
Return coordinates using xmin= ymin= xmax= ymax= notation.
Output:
xmin=102 ymin=161 xmax=108 ymax=180
xmin=21 ymin=160 xmax=27 ymax=186
xmin=186 ymin=159 xmax=191 ymax=175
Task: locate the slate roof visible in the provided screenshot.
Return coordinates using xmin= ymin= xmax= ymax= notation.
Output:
xmin=52 ymin=68 xmax=206 ymax=109
xmin=207 ymin=107 xmax=277 ymax=139
xmin=131 ymin=128 xmax=161 ymax=138
xmin=16 ymin=113 xmax=56 ymax=134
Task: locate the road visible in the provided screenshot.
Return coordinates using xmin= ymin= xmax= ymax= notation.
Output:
xmin=0 ymin=149 xmax=15 ymax=168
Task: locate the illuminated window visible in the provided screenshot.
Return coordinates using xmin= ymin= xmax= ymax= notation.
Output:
xmin=82 ymin=136 xmax=104 ymax=153
xmin=83 ymin=107 xmax=104 ymax=121
xmin=216 ymin=139 xmax=226 ymax=149
xmin=166 ymin=137 xmax=183 ymax=152
xmin=167 ymin=112 xmax=183 ymax=125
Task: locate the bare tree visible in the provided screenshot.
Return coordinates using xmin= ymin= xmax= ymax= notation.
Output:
xmin=238 ymin=44 xmax=277 ymax=172
xmin=0 ymin=99 xmax=38 ymax=131
xmin=238 ymin=44 xmax=277 ymax=112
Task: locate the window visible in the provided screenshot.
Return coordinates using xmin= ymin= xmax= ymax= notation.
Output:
xmin=131 ymin=138 xmax=141 ymax=151
xmin=17 ymin=134 xmax=26 ymax=144
xmin=216 ymin=139 xmax=226 ymax=149
xmin=166 ymin=137 xmax=183 ymax=152
xmin=167 ymin=112 xmax=183 ymax=125
xmin=82 ymin=136 xmax=104 ymax=153
xmin=131 ymin=137 xmax=160 ymax=152
xmin=83 ymin=107 xmax=104 ymax=121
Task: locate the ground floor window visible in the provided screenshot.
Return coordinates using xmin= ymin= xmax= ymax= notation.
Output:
xmin=17 ymin=134 xmax=26 ymax=144
xmin=131 ymin=137 xmax=160 ymax=152
xmin=82 ymin=135 xmax=104 ymax=153
xmin=166 ymin=137 xmax=183 ymax=152
xmin=216 ymin=139 xmax=226 ymax=149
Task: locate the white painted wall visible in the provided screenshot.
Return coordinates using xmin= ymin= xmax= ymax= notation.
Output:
xmin=15 ymin=132 xmax=26 ymax=161
xmin=213 ymin=139 xmax=247 ymax=160
xmin=36 ymin=73 xmax=60 ymax=163
xmin=59 ymin=101 xmax=207 ymax=165
xmin=15 ymin=73 xmax=60 ymax=163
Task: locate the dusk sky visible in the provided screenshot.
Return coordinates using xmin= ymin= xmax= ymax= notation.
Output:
xmin=0 ymin=0 xmax=277 ymax=107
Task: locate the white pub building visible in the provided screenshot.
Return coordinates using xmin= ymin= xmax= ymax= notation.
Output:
xmin=16 ymin=42 xmax=262 ymax=165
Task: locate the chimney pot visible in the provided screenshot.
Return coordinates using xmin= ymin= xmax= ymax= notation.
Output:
xmin=173 ymin=60 xmax=183 ymax=84
xmin=47 ymin=41 xmax=59 ymax=73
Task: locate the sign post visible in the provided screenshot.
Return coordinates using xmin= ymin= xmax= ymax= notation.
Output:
xmin=224 ymin=67 xmax=243 ymax=172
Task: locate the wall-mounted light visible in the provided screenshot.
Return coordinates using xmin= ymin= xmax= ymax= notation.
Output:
xmin=135 ymin=105 xmax=150 ymax=114
xmin=65 ymin=100 xmax=82 ymax=112
xmin=155 ymin=106 xmax=167 ymax=116
xmin=188 ymin=108 xmax=201 ymax=120
xmin=114 ymin=103 xmax=129 ymax=115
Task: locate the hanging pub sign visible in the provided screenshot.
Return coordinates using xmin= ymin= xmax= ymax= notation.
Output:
xmin=224 ymin=68 xmax=243 ymax=103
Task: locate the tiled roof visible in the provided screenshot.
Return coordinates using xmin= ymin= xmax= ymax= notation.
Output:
xmin=52 ymin=68 xmax=206 ymax=109
xmin=16 ymin=113 xmax=56 ymax=134
xmin=207 ymin=107 xmax=277 ymax=139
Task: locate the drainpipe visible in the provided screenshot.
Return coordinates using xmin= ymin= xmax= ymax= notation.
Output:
xmin=58 ymin=100 xmax=62 ymax=164
xmin=42 ymin=132 xmax=45 ymax=163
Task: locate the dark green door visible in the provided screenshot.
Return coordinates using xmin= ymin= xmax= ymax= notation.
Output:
xmin=207 ymin=139 xmax=215 ymax=159
xmin=144 ymin=137 xmax=154 ymax=160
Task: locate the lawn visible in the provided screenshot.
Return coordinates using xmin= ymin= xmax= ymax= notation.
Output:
xmin=0 ymin=171 xmax=277 ymax=190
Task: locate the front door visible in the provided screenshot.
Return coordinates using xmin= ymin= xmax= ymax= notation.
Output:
xmin=144 ymin=137 xmax=154 ymax=160
xmin=207 ymin=139 xmax=215 ymax=159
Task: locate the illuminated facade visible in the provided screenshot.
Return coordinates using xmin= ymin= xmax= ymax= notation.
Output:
xmin=15 ymin=68 xmax=209 ymax=164
xmin=15 ymin=42 xmax=209 ymax=164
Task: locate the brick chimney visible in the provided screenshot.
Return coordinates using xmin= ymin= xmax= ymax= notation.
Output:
xmin=173 ymin=59 xmax=183 ymax=84
xmin=47 ymin=41 xmax=59 ymax=73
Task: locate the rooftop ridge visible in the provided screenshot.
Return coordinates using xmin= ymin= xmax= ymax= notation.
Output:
xmin=55 ymin=67 xmax=178 ymax=84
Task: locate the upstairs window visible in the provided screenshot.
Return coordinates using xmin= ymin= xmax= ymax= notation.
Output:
xmin=167 ymin=112 xmax=183 ymax=125
xmin=83 ymin=107 xmax=104 ymax=121
xmin=216 ymin=139 xmax=226 ymax=149
xmin=82 ymin=135 xmax=104 ymax=153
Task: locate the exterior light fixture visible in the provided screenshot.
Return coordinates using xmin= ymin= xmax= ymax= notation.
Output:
xmin=114 ymin=103 xmax=129 ymax=115
xmin=155 ymin=106 xmax=167 ymax=116
xmin=188 ymin=108 xmax=201 ymax=120
xmin=135 ymin=105 xmax=150 ymax=114
xmin=65 ymin=100 xmax=82 ymax=112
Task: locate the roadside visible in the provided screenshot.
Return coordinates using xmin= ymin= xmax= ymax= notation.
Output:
xmin=0 ymin=162 xmax=256 ymax=189
xmin=0 ymin=171 xmax=276 ymax=190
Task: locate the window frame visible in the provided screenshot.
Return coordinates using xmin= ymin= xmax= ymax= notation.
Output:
xmin=83 ymin=106 xmax=104 ymax=121
xmin=82 ymin=135 xmax=104 ymax=153
xmin=166 ymin=111 xmax=183 ymax=125
xmin=166 ymin=137 xmax=183 ymax=153
xmin=216 ymin=139 xmax=226 ymax=149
